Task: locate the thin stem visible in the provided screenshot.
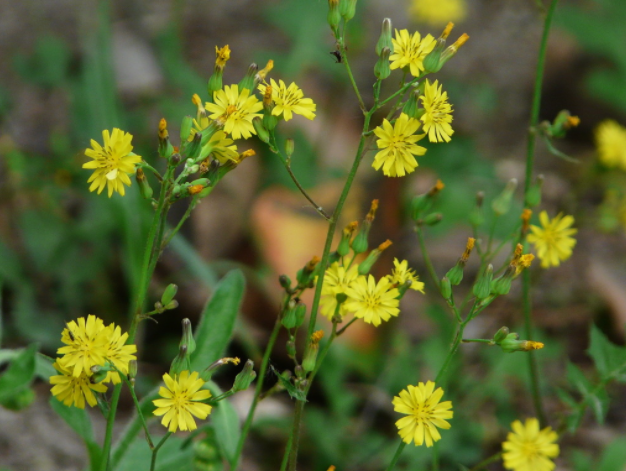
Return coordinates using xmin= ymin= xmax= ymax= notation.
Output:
xmin=118 ymin=369 xmax=154 ymax=449
xmin=336 ymin=316 xmax=358 ymax=336
xmin=338 ymin=39 xmax=366 ymax=112
xmin=150 ymin=432 xmax=172 ymax=471
xmin=416 ymin=225 xmax=440 ymax=290
xmin=279 ymin=432 xmax=295 ymax=471
xmin=385 ymin=442 xmax=407 ymax=471
xmin=231 ymin=317 xmax=283 ymax=470
xmin=468 ymin=451 xmax=502 ymax=471
xmin=435 ymin=320 xmax=468 ymax=384
xmin=161 ymin=196 xmax=198 ymax=249
xmin=521 ymin=0 xmax=559 ymax=426
xmin=286 ymin=400 xmax=305 ymax=471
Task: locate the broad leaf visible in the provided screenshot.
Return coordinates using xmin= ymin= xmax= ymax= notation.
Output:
xmin=190 ymin=270 xmax=245 ymax=371
xmin=207 ymin=381 xmax=241 ymax=465
xmin=567 ymin=362 xmax=592 ymax=396
xmin=49 ymin=396 xmax=96 ymax=443
xmin=0 ymin=344 xmax=37 ymax=403
xmin=587 ymin=324 xmax=626 ymax=382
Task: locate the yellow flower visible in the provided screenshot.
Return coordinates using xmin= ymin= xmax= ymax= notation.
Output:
xmin=502 ymin=418 xmax=559 ymax=471
xmin=320 ymin=262 xmax=360 ymax=319
xmin=372 ymin=113 xmax=426 ymax=177
xmin=57 ymin=315 xmax=109 ymax=377
xmin=257 ymin=79 xmax=316 ymax=121
xmin=344 ymin=275 xmax=400 ymax=326
xmin=387 ymin=258 xmax=425 ymax=293
xmin=101 ymin=324 xmax=138 ymax=384
xmin=527 ymin=211 xmax=577 ymax=268
xmin=595 ymin=119 xmax=626 ymax=170
xmin=420 ymin=79 xmax=454 ymax=143
xmin=393 ymin=381 xmax=453 ymax=447
xmin=83 ymin=128 xmax=142 ymax=197
xmin=409 ymin=0 xmax=467 ymax=27
xmin=205 ymin=85 xmax=263 ymax=140
xmin=50 ymin=360 xmax=108 ymax=409
xmin=153 ymin=371 xmax=213 ymax=432
xmin=390 ymin=29 xmax=436 ymax=77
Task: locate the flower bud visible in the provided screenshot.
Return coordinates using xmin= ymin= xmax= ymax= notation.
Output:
xmin=90 ymin=364 xmax=110 ymax=384
xmin=473 ymin=264 xmax=493 ymax=300
xmin=282 ymin=299 xmax=300 ymax=329
xmin=180 ymin=116 xmax=194 ymax=144
xmin=161 ymin=283 xmax=178 ymax=306
xmin=376 ymin=18 xmax=393 ymax=56
xmin=439 ymin=33 xmax=469 ymax=68
xmin=232 ymin=360 xmax=256 ymax=392
xmin=297 ymin=256 xmax=321 ymax=287
xmin=410 ymin=180 xmax=444 ymax=220
xmin=239 ymin=63 xmax=258 ymax=92
xmin=327 ymin=0 xmax=341 ymax=34
xmin=339 ymin=0 xmax=357 ymax=21
xmin=491 ymin=178 xmax=517 ymax=216
xmin=186 ymin=132 xmax=203 ymax=161
xmin=491 ymin=268 xmax=514 ymax=296
xmin=180 ymin=318 xmax=196 ymax=355
xmin=158 ymin=118 xmax=174 ymax=158
xmin=285 ymin=138 xmax=295 ymax=159
xmin=374 ymin=47 xmax=391 ymax=80
xmin=525 ymin=174 xmax=544 ymax=208
xmin=423 ymin=23 xmax=454 ymax=73
xmin=469 ymin=191 xmax=485 ymax=227
xmin=287 ymin=336 xmax=297 ymax=358
xmin=493 ymin=326 xmax=510 ymax=344
xmin=358 ymin=240 xmax=392 ymax=275
xmin=402 ymin=87 xmax=422 ymax=120
xmin=446 ymin=263 xmax=464 ymax=286
xmin=170 ymin=344 xmax=190 ymax=376
xmin=440 ymin=276 xmax=452 ymax=299
xmin=302 ymin=330 xmax=324 ymax=372
xmin=499 ymin=333 xmax=544 ymax=353
xmin=547 ymin=110 xmax=580 ymax=138
xmin=279 ymin=274 xmax=292 ymax=291
xmin=136 ymin=168 xmax=153 ymax=200
xmin=423 ymin=212 xmax=443 ymax=226
xmin=337 ymin=221 xmax=358 ymax=257
xmin=352 ymin=200 xmax=378 ymax=254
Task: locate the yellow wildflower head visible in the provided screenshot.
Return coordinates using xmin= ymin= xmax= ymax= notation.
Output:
xmin=320 ymin=262 xmax=360 ymax=319
xmin=595 ymin=119 xmax=626 ymax=170
xmin=50 ymin=360 xmax=108 ymax=409
xmin=83 ymin=129 xmax=142 ymax=197
xmin=372 ymin=113 xmax=427 ymax=177
xmin=420 ymin=79 xmax=454 ymax=143
xmin=152 ymin=371 xmax=213 ymax=432
xmin=502 ymin=418 xmax=559 ymax=471
xmin=390 ymin=29 xmax=436 ymax=77
xmin=409 ymin=0 xmax=467 ymax=27
xmin=257 ymin=79 xmax=316 ymax=121
xmin=393 ymin=381 xmax=453 ymax=447
xmin=205 ymin=85 xmax=263 ymax=140
xmin=527 ymin=211 xmax=577 ymax=268
xmin=344 ymin=275 xmax=400 ymax=326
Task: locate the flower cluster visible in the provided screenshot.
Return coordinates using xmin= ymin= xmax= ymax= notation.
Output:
xmin=50 ymin=315 xmax=137 ymax=409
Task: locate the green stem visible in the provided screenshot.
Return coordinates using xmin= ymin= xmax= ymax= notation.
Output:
xmin=118 ymin=369 xmax=154 ymax=449
xmin=231 ymin=317 xmax=283 ymax=470
xmin=286 ymin=399 xmax=305 ymax=471
xmin=339 ymin=39 xmax=366 ymax=112
xmin=468 ymin=451 xmax=502 ymax=471
xmin=385 ymin=442 xmax=407 ymax=471
xmin=521 ymin=0 xmax=559 ymax=426
xmin=150 ymin=432 xmax=172 ymax=471
xmin=279 ymin=432 xmax=295 ymax=471
xmin=435 ymin=320 xmax=468 ymax=384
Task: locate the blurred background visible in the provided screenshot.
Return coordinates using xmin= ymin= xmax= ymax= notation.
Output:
xmin=1 ymin=0 xmax=626 ymax=469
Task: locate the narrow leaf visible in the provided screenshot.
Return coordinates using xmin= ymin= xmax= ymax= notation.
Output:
xmin=190 ymin=269 xmax=245 ymax=371
xmin=49 ymin=396 xmax=97 ymax=444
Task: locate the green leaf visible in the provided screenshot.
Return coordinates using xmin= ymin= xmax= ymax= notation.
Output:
xmin=567 ymin=362 xmax=592 ymax=396
xmin=588 ymin=388 xmax=609 ymax=425
xmin=271 ymin=365 xmax=307 ymax=402
xmin=116 ymin=434 xmax=194 ymax=471
xmin=35 ymin=353 xmax=56 ymax=380
xmin=598 ymin=437 xmax=626 ymax=471
xmin=587 ymin=324 xmax=626 ymax=382
xmin=190 ymin=270 xmax=245 ymax=371
xmin=566 ymin=407 xmax=584 ymax=433
xmin=206 ymin=381 xmax=241 ymax=465
xmin=0 ymin=344 xmax=37 ymax=403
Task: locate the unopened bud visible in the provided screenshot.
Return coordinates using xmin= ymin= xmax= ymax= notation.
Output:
xmin=232 ymin=360 xmax=256 ymax=392
xmin=439 ymin=33 xmax=469 ymax=67
xmin=492 ymin=179 xmax=517 ymax=216
xmin=358 ymin=239 xmax=392 ymax=275
xmin=253 ymin=117 xmax=271 ymax=144
xmin=136 ymin=168 xmax=153 ymax=200
xmin=352 ymin=200 xmax=378 ymax=254
xmin=180 ymin=116 xmax=194 ymax=144
xmin=161 ymin=284 xmax=178 ymax=306
xmin=493 ymin=326 xmax=510 ymax=344
xmin=327 ymin=0 xmax=341 ymax=34
xmin=337 ymin=221 xmax=358 ymax=256
xmin=376 ymin=18 xmax=393 ymax=56
xmin=302 ymin=330 xmax=324 ymax=372
xmin=279 ymin=274 xmax=292 ymax=291
xmin=239 ymin=63 xmax=258 ymax=92
xmin=423 ymin=212 xmax=443 ymax=226
xmin=374 ymin=47 xmax=391 ymax=80
xmin=440 ymin=276 xmax=452 ymax=299
xmin=169 ymin=344 xmax=189 ymax=376
xmin=297 ymin=256 xmax=320 ymax=286
xmin=285 ymin=138 xmax=295 ymax=159
xmin=525 ymin=174 xmax=544 ymax=208
xmin=339 ymin=0 xmax=357 ymax=21
xmin=473 ymin=264 xmax=493 ymax=300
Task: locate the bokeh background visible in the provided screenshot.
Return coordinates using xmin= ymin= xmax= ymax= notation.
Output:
xmin=1 ymin=0 xmax=626 ymax=470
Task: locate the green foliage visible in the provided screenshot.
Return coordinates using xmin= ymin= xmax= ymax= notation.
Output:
xmin=588 ymin=324 xmax=626 ymax=382
xmin=13 ymin=35 xmax=71 ymax=88
xmin=190 ymin=269 xmax=245 ymax=371
xmin=0 ymin=344 xmax=37 ymax=409
xmin=116 ymin=435 xmax=194 ymax=471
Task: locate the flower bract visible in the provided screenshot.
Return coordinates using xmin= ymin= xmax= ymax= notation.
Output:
xmin=387 ymin=258 xmax=425 ymax=293
xmin=502 ymin=418 xmax=559 ymax=471
xmin=152 ymin=371 xmax=213 ymax=432
xmin=420 ymin=79 xmax=454 ymax=143
xmin=50 ymin=360 xmax=108 ymax=409
xmin=344 ymin=275 xmax=400 ymax=326
xmin=83 ymin=128 xmax=142 ymax=197
xmin=390 ymin=29 xmax=436 ymax=77
xmin=258 ymin=79 xmax=316 ymax=121
xmin=595 ymin=119 xmax=626 ymax=170
xmin=393 ymin=381 xmax=453 ymax=447
xmin=372 ymin=113 xmax=426 ymax=177
xmin=206 ymin=85 xmax=263 ymax=140
xmin=526 ymin=211 xmax=577 ymax=268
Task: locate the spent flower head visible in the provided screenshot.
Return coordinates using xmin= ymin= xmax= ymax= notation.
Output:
xmin=390 ymin=29 xmax=436 ymax=77
xmin=372 ymin=113 xmax=426 ymax=177
xmin=344 ymin=275 xmax=400 ymax=326
xmin=526 ymin=211 xmax=577 ymax=268
xmin=502 ymin=418 xmax=559 ymax=471
xmin=152 ymin=371 xmax=213 ymax=432
xmin=420 ymin=79 xmax=454 ymax=143
xmin=257 ymin=79 xmax=316 ymax=121
xmin=205 ymin=85 xmax=263 ymax=140
xmin=595 ymin=119 xmax=626 ymax=170
xmin=83 ymin=128 xmax=142 ymax=197
xmin=393 ymin=381 xmax=453 ymax=447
